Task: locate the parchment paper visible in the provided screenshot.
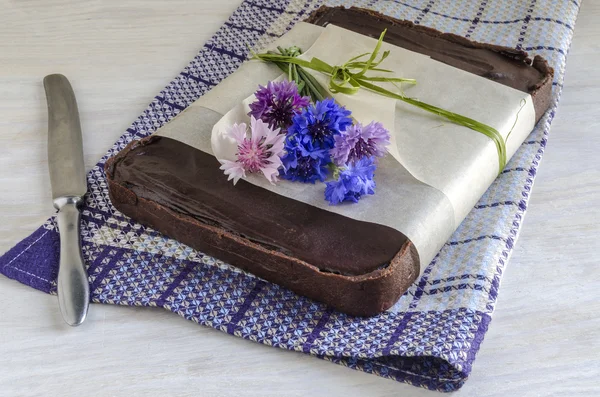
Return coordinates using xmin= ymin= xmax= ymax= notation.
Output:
xmin=158 ymin=22 xmax=535 ymax=274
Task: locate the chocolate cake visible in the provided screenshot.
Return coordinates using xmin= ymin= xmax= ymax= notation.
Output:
xmin=105 ymin=7 xmax=553 ymax=316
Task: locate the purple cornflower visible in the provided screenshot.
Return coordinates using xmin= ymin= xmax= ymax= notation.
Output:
xmin=331 ymin=121 xmax=390 ymax=166
xmin=288 ymin=98 xmax=352 ymax=151
xmin=324 ymin=156 xmax=377 ymax=205
xmin=248 ymin=80 xmax=310 ymax=131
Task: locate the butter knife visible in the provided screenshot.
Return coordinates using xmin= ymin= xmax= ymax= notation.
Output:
xmin=43 ymin=74 xmax=90 ymax=326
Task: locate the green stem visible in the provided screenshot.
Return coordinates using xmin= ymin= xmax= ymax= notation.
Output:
xmin=297 ymin=68 xmax=326 ymax=102
xmin=357 ymin=78 xmax=507 ymax=171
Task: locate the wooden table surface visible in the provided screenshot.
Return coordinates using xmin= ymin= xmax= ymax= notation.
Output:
xmin=1 ymin=1 xmax=598 ymax=396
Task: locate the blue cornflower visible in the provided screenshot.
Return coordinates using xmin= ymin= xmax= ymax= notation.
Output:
xmin=288 ymin=98 xmax=352 ymax=150
xmin=324 ymin=156 xmax=377 ymax=205
xmin=280 ymin=135 xmax=330 ymax=183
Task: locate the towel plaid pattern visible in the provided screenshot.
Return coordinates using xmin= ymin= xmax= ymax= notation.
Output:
xmin=0 ymin=0 xmax=579 ymax=391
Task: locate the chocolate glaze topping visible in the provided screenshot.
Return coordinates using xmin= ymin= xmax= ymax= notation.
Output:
xmin=308 ymin=7 xmax=542 ymax=93
xmin=306 ymin=7 xmax=553 ymax=121
xmin=108 ymin=136 xmax=408 ymax=276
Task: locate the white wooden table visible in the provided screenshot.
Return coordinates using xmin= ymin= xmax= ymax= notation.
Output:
xmin=1 ymin=1 xmax=598 ymax=396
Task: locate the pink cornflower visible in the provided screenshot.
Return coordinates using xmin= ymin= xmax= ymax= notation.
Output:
xmin=219 ymin=117 xmax=285 ymax=185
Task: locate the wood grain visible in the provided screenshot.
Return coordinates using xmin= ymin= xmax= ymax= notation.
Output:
xmin=0 ymin=1 xmax=598 ymax=396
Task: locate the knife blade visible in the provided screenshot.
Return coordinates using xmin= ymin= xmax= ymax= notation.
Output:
xmin=44 ymin=74 xmax=90 ymax=326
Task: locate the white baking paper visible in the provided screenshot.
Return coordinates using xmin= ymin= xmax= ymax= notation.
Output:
xmin=158 ymin=22 xmax=535 ymax=274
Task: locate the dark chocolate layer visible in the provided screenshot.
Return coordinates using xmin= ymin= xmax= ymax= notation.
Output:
xmin=108 ymin=136 xmax=408 ymax=276
xmin=307 ymin=6 xmax=553 ymax=121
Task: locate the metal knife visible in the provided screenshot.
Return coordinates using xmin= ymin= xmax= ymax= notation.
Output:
xmin=43 ymin=74 xmax=90 ymax=326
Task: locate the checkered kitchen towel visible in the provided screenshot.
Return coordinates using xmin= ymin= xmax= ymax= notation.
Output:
xmin=0 ymin=0 xmax=580 ymax=391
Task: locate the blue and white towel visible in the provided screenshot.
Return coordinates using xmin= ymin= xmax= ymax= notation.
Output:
xmin=0 ymin=0 xmax=579 ymax=391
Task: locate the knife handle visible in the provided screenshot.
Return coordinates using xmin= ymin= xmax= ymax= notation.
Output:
xmin=54 ymin=196 xmax=90 ymax=326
